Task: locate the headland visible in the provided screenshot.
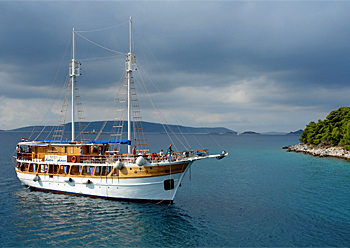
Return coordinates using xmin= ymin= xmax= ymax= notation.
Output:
xmin=284 ymin=143 xmax=350 ymax=160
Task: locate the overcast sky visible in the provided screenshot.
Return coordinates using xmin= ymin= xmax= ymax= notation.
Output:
xmin=1 ymin=1 xmax=350 ymax=133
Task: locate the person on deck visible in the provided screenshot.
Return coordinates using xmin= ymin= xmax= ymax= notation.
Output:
xmin=168 ymin=144 xmax=173 ymax=162
xmin=132 ymin=145 xmax=136 ymax=156
xmin=159 ymin=149 xmax=163 ymax=160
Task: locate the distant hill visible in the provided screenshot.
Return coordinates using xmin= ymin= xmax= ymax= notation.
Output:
xmin=240 ymin=131 xmax=260 ymax=135
xmin=8 ymin=120 xmax=237 ymax=135
xmin=238 ymin=130 xmax=302 ymax=136
xmin=287 ymin=129 xmax=303 ymax=135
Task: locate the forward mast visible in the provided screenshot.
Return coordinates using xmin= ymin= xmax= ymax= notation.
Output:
xmin=127 ymin=17 xmax=136 ymax=154
xmin=69 ymin=28 xmax=81 ymax=142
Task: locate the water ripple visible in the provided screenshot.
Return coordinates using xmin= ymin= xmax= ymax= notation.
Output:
xmin=7 ymin=189 xmax=209 ymax=247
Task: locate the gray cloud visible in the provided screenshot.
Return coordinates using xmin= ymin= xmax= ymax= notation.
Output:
xmin=1 ymin=1 xmax=350 ymax=132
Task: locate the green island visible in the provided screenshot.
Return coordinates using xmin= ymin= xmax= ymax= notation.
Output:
xmin=300 ymin=106 xmax=350 ymax=150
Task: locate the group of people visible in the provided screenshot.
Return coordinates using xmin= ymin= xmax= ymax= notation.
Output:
xmin=132 ymin=144 xmax=175 ymax=162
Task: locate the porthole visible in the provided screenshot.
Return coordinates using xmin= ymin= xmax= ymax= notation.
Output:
xmin=164 ymin=179 xmax=174 ymax=191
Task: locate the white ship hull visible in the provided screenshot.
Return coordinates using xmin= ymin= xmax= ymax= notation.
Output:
xmin=15 ymin=161 xmax=193 ymax=203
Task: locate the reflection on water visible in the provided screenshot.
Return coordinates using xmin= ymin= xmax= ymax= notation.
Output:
xmin=12 ymin=189 xmax=209 ymax=247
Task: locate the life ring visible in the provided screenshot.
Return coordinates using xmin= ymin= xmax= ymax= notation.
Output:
xmin=71 ymin=156 xmax=77 ymax=163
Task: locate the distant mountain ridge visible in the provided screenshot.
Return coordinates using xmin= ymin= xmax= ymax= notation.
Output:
xmin=6 ymin=121 xmax=236 ymax=134
xmin=2 ymin=122 xmax=304 ymax=136
xmin=287 ymin=129 xmax=303 ymax=135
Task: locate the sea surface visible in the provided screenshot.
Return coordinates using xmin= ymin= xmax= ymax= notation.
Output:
xmin=1 ymin=132 xmax=350 ymax=247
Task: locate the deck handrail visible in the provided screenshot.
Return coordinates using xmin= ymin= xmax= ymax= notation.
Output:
xmin=16 ymin=149 xmax=209 ymax=164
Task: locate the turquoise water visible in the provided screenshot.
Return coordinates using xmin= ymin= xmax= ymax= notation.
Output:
xmin=1 ymin=132 xmax=350 ymax=247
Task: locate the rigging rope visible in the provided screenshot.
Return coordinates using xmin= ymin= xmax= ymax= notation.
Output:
xmin=134 ymin=25 xmax=225 ymax=151
xmin=134 ymin=63 xmax=188 ymax=151
xmin=75 ymin=21 xmax=128 ymax=33
xmin=43 ymin=73 xmax=71 ymax=141
xmin=95 ymin=71 xmax=126 ymax=141
xmin=134 ymin=27 xmax=207 ymax=151
xmin=74 ymin=32 xmax=125 ymax=55
xmin=31 ymin=37 xmax=72 ymax=141
xmin=134 ymin=26 xmax=201 ymax=149
xmin=79 ymin=54 xmax=124 ymax=61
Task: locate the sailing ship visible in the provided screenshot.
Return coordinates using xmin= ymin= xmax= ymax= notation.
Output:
xmin=14 ymin=18 xmax=228 ymax=203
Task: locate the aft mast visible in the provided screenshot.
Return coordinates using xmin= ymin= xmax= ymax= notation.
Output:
xmin=71 ymin=29 xmax=75 ymax=141
xmin=127 ymin=17 xmax=132 ymax=154
xmin=69 ymin=28 xmax=80 ymax=142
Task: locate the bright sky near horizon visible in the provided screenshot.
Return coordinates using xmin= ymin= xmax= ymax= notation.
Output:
xmin=1 ymin=1 xmax=350 ymax=133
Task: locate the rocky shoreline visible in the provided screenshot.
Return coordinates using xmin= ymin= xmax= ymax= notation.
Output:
xmin=283 ymin=143 xmax=350 ymax=160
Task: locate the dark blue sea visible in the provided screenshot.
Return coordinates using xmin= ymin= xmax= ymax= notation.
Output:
xmin=1 ymin=132 xmax=350 ymax=247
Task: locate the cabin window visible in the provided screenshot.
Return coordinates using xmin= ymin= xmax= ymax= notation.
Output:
xmin=20 ymin=163 xmax=26 ymax=171
xmin=48 ymin=165 xmax=59 ymax=174
xmin=81 ymin=166 xmax=94 ymax=175
xmin=164 ymin=179 xmax=174 ymax=191
xmin=58 ymin=165 xmax=68 ymax=174
xmin=98 ymin=166 xmax=112 ymax=176
xmin=70 ymin=165 xmax=81 ymax=175
xmin=29 ymin=164 xmax=38 ymax=173
xmin=93 ymin=146 xmax=98 ymax=153
xmin=90 ymin=167 xmax=95 ymax=176
xmin=99 ymin=166 xmax=105 ymax=176
xmin=82 ymin=166 xmax=89 ymax=175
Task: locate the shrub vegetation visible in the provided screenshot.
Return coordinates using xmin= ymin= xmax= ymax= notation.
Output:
xmin=300 ymin=106 xmax=350 ymax=150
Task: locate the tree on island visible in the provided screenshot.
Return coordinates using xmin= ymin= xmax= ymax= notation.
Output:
xmin=300 ymin=106 xmax=350 ymax=150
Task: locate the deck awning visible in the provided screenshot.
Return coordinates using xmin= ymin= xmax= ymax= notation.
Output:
xmin=23 ymin=139 xmax=131 ymax=146
xmin=35 ymin=139 xmax=73 ymax=144
xmin=18 ymin=142 xmax=49 ymax=146
xmin=85 ymin=140 xmax=131 ymax=145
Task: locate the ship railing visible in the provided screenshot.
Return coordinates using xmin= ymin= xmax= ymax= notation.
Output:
xmin=16 ymin=152 xmax=32 ymax=161
xmin=79 ymin=149 xmax=209 ymax=164
xmin=16 ymin=149 xmax=209 ymax=164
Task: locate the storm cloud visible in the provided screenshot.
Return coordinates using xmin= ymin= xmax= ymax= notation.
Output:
xmin=1 ymin=1 xmax=350 ymax=132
